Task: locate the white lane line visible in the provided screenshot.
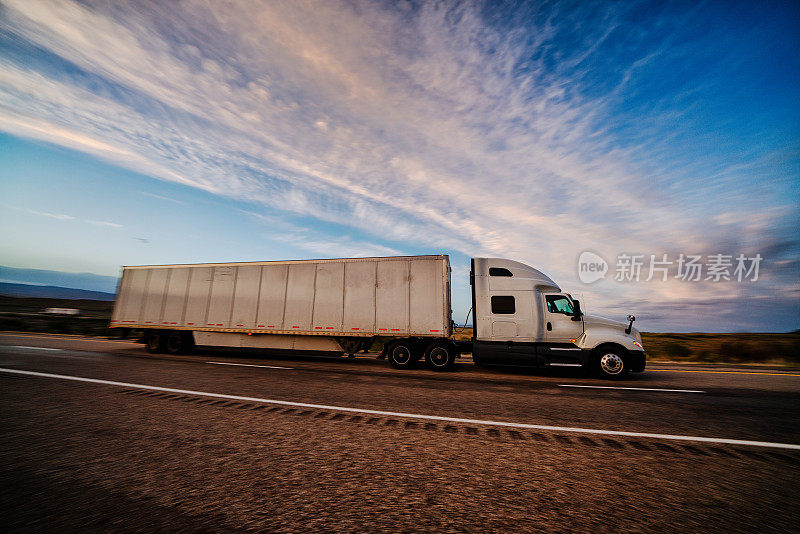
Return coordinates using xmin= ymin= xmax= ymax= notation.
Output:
xmin=559 ymin=384 xmax=705 ymax=393
xmin=1 ymin=367 xmax=797 ymax=451
xmin=6 ymin=346 xmax=64 ymax=352
xmin=206 ymin=361 xmax=293 ymax=370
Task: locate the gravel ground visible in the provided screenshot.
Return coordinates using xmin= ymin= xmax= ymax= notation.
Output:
xmin=2 ymin=372 xmax=798 ymax=533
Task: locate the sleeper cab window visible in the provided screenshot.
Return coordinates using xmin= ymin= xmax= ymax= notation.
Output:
xmin=489 ymin=267 xmax=512 ymax=277
xmin=491 ymin=295 xmax=515 ymax=314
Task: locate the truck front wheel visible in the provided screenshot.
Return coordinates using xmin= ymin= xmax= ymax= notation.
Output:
xmin=425 ymin=341 xmax=456 ymax=371
xmin=388 ymin=342 xmax=417 ymax=370
xmin=595 ymin=349 xmax=629 ymax=379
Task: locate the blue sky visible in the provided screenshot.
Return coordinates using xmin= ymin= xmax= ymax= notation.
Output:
xmin=1 ymin=0 xmax=798 ymax=332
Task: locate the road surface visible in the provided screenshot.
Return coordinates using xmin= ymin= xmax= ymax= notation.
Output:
xmin=1 ymin=332 xmax=799 ymax=532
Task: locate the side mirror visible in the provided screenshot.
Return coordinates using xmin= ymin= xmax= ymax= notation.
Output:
xmin=571 ymin=300 xmax=583 ymax=321
xmin=625 ymin=315 xmax=636 ymax=334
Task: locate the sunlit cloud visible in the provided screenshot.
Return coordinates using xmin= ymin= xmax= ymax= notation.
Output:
xmin=0 ymin=0 xmax=797 ymax=330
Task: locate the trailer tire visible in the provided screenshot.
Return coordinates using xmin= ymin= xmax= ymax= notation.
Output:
xmin=594 ymin=347 xmax=630 ymax=379
xmin=424 ymin=341 xmax=456 ymax=371
xmin=387 ymin=341 xmax=416 ymax=370
xmin=166 ymin=331 xmax=188 ymax=355
xmin=146 ymin=331 xmax=165 ymax=353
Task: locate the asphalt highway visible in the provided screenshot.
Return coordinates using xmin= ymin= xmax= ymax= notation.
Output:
xmin=1 ymin=332 xmax=799 ymax=532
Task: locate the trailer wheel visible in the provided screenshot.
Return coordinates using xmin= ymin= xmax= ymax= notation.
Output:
xmin=146 ymin=331 xmax=165 ymax=353
xmin=166 ymin=331 xmax=187 ymax=355
xmin=424 ymin=341 xmax=456 ymax=371
xmin=387 ymin=342 xmax=416 ymax=370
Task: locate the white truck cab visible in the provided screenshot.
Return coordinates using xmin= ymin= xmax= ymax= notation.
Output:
xmin=470 ymin=258 xmax=645 ymax=378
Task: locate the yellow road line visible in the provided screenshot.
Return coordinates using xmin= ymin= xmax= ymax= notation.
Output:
xmin=0 ymin=333 xmax=137 ymax=345
xmin=649 ymin=368 xmax=800 ymax=377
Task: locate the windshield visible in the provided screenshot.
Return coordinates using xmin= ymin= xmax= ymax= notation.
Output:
xmin=546 ymin=294 xmax=574 ymax=315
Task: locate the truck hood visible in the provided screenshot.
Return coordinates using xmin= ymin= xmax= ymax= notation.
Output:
xmin=583 ymin=313 xmax=626 ymax=330
xmin=582 ymin=313 xmax=642 ymax=343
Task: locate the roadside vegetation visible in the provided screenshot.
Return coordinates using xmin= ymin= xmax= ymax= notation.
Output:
xmin=1 ymin=296 xmax=797 ymax=365
xmin=0 ymin=295 xmax=127 ymax=338
xmin=640 ymin=332 xmax=800 ymax=366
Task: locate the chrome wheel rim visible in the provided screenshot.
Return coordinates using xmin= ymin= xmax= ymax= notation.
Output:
xmin=600 ymin=353 xmax=624 ymax=375
xmin=429 ymin=347 xmax=449 ymax=367
xmin=392 ymin=346 xmax=411 ymax=365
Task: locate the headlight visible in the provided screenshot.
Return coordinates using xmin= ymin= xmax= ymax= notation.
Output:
xmin=632 ymin=340 xmax=643 ymax=349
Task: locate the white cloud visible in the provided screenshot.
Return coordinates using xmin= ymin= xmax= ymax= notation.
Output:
xmin=0 ymin=0 xmax=796 ymax=329
xmin=29 ymin=210 xmax=75 ymax=221
xmin=85 ymin=220 xmax=123 ymax=228
xmin=139 ymin=192 xmax=186 ymax=205
xmin=6 ymin=205 xmax=123 ymax=228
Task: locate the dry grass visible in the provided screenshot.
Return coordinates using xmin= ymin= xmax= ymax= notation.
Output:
xmin=641 ymin=332 xmax=800 ymax=365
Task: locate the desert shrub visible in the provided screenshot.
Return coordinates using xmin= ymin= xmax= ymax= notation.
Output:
xmin=49 ymin=318 xmax=73 ymax=334
xmin=788 ymin=340 xmax=800 ymax=363
xmin=663 ymin=341 xmax=691 ymax=359
xmin=0 ymin=317 xmax=28 ymax=331
xmin=718 ymin=341 xmax=759 ymax=362
xmin=695 ymin=349 xmax=717 ymax=362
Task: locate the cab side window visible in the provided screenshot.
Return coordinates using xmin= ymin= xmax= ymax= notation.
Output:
xmin=489 ymin=267 xmax=512 ymax=277
xmin=546 ymin=295 xmax=574 ymax=315
xmin=491 ymin=295 xmax=515 ymax=314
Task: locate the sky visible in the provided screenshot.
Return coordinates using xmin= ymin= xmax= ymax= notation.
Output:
xmin=0 ymin=0 xmax=798 ymax=332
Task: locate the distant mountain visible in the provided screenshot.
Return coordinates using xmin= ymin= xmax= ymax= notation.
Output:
xmin=0 ymin=266 xmax=119 ymax=293
xmin=0 ymin=282 xmax=116 ymax=301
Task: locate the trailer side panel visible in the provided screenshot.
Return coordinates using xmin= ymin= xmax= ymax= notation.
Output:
xmin=113 ymin=255 xmax=450 ymax=337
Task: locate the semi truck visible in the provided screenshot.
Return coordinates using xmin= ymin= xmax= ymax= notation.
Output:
xmin=111 ymin=255 xmax=646 ymax=378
